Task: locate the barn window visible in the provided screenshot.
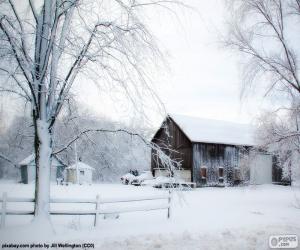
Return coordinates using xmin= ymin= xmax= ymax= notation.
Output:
xmin=219 ymin=167 xmax=224 ymax=183
xmin=234 ymin=168 xmax=241 ymax=180
xmin=200 ymin=167 xmax=207 ymax=179
xmin=219 ymin=167 xmax=224 ymax=177
xmin=80 ymin=170 xmax=84 ymax=176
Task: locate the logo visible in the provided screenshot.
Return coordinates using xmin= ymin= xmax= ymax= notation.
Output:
xmin=269 ymin=235 xmax=298 ymax=249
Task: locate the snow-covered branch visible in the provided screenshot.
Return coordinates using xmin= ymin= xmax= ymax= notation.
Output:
xmin=0 ymin=153 xmax=16 ymax=167
xmin=53 ymin=127 xmax=180 ymax=174
xmin=53 ymin=128 xmax=150 ymax=154
xmin=225 ymin=0 xmax=300 ymax=96
xmin=0 ymin=0 xmax=183 ymax=223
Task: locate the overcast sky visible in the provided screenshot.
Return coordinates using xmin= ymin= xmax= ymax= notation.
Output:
xmin=151 ymin=0 xmax=272 ymax=124
xmin=74 ymin=0 xmax=271 ymax=128
xmin=1 ymin=0 xmax=272 ymax=129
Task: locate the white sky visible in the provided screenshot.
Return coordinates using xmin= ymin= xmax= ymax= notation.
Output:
xmin=152 ymin=0 xmax=276 ymax=124
xmin=1 ymin=0 xmax=273 ymax=129
xmin=75 ymin=0 xmax=271 ymax=128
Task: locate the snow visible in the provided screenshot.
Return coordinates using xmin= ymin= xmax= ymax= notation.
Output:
xmin=66 ymin=162 xmax=95 ymax=170
xmin=18 ymin=154 xmax=36 ymax=166
xmin=18 ymin=154 xmax=63 ymax=167
xmin=135 ymin=171 xmax=153 ymax=181
xmin=33 ymin=120 xmax=52 ymax=225
xmin=121 ymin=173 xmax=136 ymax=181
xmin=169 ymin=114 xmax=256 ymax=146
xmin=131 ymin=171 xmax=153 ymax=185
xmin=142 ymin=176 xmax=184 ymax=187
xmin=0 ymin=183 xmax=299 ymax=249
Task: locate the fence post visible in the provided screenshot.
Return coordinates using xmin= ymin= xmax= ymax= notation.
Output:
xmin=94 ymin=194 xmax=100 ymax=227
xmin=1 ymin=192 xmax=7 ymax=228
xmin=167 ymin=190 xmax=172 ymax=219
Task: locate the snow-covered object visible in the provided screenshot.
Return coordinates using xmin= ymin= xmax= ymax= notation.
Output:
xmin=120 ymin=173 xmax=136 ymax=185
xmin=67 ymin=162 xmax=95 ymax=171
xmin=18 ymin=154 xmax=36 ymax=166
xmin=131 ymin=171 xmax=153 ymax=186
xmin=66 ymin=162 xmax=94 ymax=184
xmin=142 ymin=176 xmax=185 ymax=188
xmin=142 ymin=176 xmax=171 ymax=186
xmin=153 ymin=169 xmax=192 ymax=182
xmin=19 ymin=154 xmax=63 ymax=167
xmin=169 ymin=114 xmax=255 ymax=146
xmin=35 ymin=120 xmax=52 ymax=224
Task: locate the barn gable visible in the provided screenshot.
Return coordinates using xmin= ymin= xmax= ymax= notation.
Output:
xmin=151 ymin=115 xmax=193 ymax=180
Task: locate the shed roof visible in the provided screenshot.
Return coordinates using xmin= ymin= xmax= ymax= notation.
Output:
xmin=19 ymin=154 xmax=35 ymax=165
xmin=168 ymin=114 xmax=256 ymax=146
xmin=18 ymin=154 xmax=65 ymax=167
xmin=67 ymin=162 xmax=95 ymax=170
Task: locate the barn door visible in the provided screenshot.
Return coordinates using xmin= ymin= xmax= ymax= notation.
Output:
xmin=250 ymin=153 xmax=272 ymax=184
xmin=224 ymin=146 xmax=239 ymax=186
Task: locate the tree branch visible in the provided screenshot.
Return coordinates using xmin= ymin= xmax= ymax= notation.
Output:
xmin=0 ymin=67 xmax=32 ymax=101
xmin=28 ymin=0 xmax=38 ymax=23
xmin=53 ymin=128 xmax=150 ymax=154
xmin=0 ymin=153 xmax=16 ymax=167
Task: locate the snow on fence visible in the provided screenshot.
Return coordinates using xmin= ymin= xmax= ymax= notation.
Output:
xmin=0 ymin=191 xmax=172 ymax=228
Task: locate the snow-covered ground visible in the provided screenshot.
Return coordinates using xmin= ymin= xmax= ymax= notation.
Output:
xmin=0 ymin=183 xmax=300 ymax=249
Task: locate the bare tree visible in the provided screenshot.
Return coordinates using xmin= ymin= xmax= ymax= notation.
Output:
xmin=255 ymin=107 xmax=300 ymax=183
xmin=224 ymin=0 xmax=300 ymax=182
xmin=225 ymin=0 xmax=300 ymax=97
xmin=0 ymin=0 xmax=180 ymax=226
xmin=0 ymin=114 xmax=33 ymax=173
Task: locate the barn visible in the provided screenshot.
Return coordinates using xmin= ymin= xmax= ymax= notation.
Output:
xmin=18 ymin=154 xmax=66 ymax=184
xmin=151 ymin=114 xmax=273 ymax=187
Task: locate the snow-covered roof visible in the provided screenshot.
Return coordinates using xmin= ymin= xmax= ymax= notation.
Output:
xmin=168 ymin=114 xmax=256 ymax=146
xmin=67 ymin=162 xmax=95 ymax=171
xmin=19 ymin=154 xmax=35 ymax=165
xmin=18 ymin=154 xmax=65 ymax=167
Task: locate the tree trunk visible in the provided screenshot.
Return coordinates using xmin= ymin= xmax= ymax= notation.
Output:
xmin=33 ymin=119 xmax=52 ymax=225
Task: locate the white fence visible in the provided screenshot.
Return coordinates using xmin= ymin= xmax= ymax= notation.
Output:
xmin=0 ymin=191 xmax=172 ymax=228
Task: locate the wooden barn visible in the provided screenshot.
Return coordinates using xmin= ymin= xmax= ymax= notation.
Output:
xmin=151 ymin=114 xmax=273 ymax=187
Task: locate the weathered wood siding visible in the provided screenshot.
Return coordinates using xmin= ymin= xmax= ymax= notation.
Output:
xmin=192 ymin=143 xmax=239 ymax=186
xmin=151 ymin=118 xmax=193 ymax=174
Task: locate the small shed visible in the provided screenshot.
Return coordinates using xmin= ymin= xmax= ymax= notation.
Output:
xmin=18 ymin=154 xmax=66 ymax=184
xmin=66 ymin=161 xmax=94 ymax=184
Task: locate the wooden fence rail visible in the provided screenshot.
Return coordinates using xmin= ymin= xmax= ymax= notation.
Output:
xmin=0 ymin=191 xmax=172 ymax=228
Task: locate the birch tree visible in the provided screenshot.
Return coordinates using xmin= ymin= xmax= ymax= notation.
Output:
xmin=0 ymin=0 xmax=179 ymax=225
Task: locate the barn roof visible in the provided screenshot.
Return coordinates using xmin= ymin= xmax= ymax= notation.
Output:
xmin=67 ymin=162 xmax=95 ymax=170
xmin=168 ymin=114 xmax=256 ymax=146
